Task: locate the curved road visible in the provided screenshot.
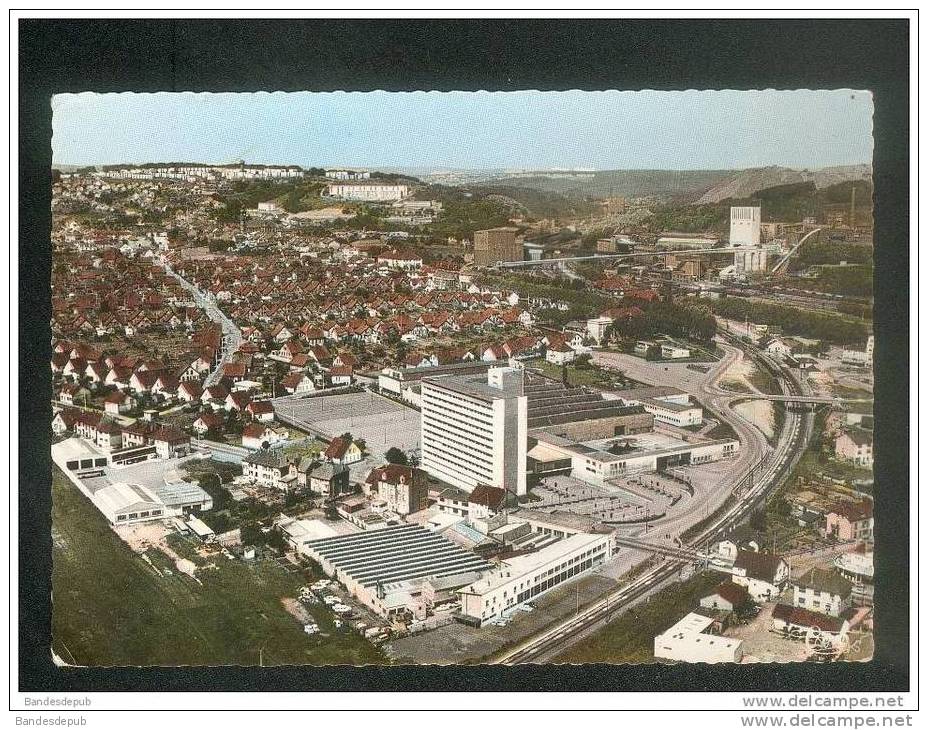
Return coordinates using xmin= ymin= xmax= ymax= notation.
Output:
xmin=161 ymin=257 xmax=242 ymax=387
xmin=494 ymin=337 xmax=809 ymax=664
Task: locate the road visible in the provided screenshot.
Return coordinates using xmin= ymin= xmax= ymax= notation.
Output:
xmin=495 ymin=337 xmax=812 ymax=664
xmin=161 ymin=257 xmax=242 ymax=387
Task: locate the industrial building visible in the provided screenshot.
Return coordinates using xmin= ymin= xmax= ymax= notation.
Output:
xmin=457 ymin=532 xmax=613 ymax=625
xmin=52 ymin=437 xmax=213 ymax=525
xmin=420 ymin=365 xmax=528 ymax=496
xmin=300 ymin=524 xmax=491 ymax=618
xmin=528 ymin=430 xmax=738 ymax=485
xmin=524 ymin=376 xmax=653 ymax=441
xmin=653 ymin=611 xmax=743 ymax=664
xmin=729 ymin=206 xmax=761 ymax=246
xmin=730 ymin=206 xmax=768 ymax=273
xmin=617 ymin=385 xmax=703 ymax=428
xmin=473 ymin=227 xmax=522 ymax=266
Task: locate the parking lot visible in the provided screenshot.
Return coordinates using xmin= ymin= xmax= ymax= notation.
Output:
xmin=273 ymin=390 xmax=420 ymax=459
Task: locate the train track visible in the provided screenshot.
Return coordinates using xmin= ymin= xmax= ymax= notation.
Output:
xmin=495 ymin=341 xmax=814 ymax=665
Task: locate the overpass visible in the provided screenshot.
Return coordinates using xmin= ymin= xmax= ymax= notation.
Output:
xmin=494 ymin=246 xmax=774 ymax=269
xmin=723 ymin=392 xmax=872 ymax=406
xmin=769 ymin=227 xmax=823 ymax=276
xmin=612 ymin=535 xmax=702 ymax=561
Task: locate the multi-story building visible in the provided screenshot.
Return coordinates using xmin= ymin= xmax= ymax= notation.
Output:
xmin=473 ymin=227 xmax=522 ymax=266
xmin=835 ymin=429 xmax=873 ymax=467
xmin=730 ymin=206 xmax=767 ymax=273
xmin=825 ymin=500 xmax=874 ymax=542
xmin=420 ymin=365 xmax=528 ymax=496
xmin=367 ymin=464 xmax=429 ymax=515
xmin=324 ymin=183 xmax=409 ymax=201
xmin=729 ymin=206 xmax=761 ymax=246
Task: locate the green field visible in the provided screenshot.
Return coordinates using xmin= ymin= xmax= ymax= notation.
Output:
xmin=551 ymin=573 xmax=720 ymax=664
xmin=51 ymin=468 xmax=387 ymax=667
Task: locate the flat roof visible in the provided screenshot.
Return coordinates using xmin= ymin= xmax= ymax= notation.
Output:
xmin=422 ymin=371 xmax=521 ymax=404
xmin=303 ymin=524 xmax=490 ymax=589
xmin=463 ymin=533 xmax=608 ymax=595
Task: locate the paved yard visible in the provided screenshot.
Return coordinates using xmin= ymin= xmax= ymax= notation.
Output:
xmin=384 ymin=570 xmax=622 ymax=664
xmin=273 ymin=391 xmax=420 ymax=459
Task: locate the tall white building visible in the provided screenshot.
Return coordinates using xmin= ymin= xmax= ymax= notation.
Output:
xmin=729 ymin=206 xmax=761 ymax=246
xmin=420 ymin=365 xmax=528 ymax=496
xmin=731 ymin=206 xmax=767 ymax=273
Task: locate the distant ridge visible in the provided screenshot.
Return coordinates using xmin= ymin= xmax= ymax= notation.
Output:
xmin=696 ymin=164 xmax=872 ymax=204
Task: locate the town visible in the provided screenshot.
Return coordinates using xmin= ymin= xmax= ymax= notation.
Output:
xmin=50 ymin=159 xmax=875 ymax=666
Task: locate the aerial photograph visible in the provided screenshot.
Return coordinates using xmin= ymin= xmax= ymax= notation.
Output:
xmin=48 ymin=89 xmax=875 ymax=667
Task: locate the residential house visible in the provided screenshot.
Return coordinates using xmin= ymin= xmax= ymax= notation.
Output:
xmin=246 ymin=400 xmax=275 ymax=423
xmin=242 ymin=449 xmax=288 ymax=488
xmin=309 ymin=463 xmax=352 ymax=498
xmin=104 ymin=390 xmax=135 ymax=415
xmin=366 ymin=464 xmax=429 ymax=516
xmin=546 ymin=341 xmax=576 ymax=365
xmin=699 ymin=581 xmax=753 ymax=614
xmin=323 ymin=435 xmax=363 ymax=465
xmin=791 ymin=567 xmax=854 ymax=617
xmin=825 ymin=500 xmax=874 ymax=542
xmin=281 ymin=372 xmax=315 ymax=394
xmin=835 ymin=430 xmax=873 ymax=467
xmin=240 ymin=423 xmax=284 ymax=450
xmin=192 ymin=412 xmax=224 ymax=438
xmin=151 ymin=427 xmax=191 ymax=459
xmin=731 ymin=550 xmax=790 ymax=602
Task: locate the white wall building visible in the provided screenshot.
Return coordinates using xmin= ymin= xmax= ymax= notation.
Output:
xmin=653 ymin=612 xmax=743 ymax=664
xmin=325 ymin=183 xmax=410 ymax=202
xmin=730 ymin=206 xmax=761 ymax=246
xmin=420 ymin=365 xmax=528 ymax=496
xmin=458 ymin=532 xmax=613 ymax=624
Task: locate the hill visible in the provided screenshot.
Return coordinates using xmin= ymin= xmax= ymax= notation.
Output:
xmin=462 ymin=165 xmax=871 ymax=205
xmin=696 ymin=164 xmax=871 ymax=204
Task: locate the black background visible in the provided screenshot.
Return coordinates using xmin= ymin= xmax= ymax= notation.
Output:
xmin=19 ymin=18 xmax=910 ymax=694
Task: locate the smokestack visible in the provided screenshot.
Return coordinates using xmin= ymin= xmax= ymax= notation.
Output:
xmin=850 ymin=186 xmax=857 ymax=229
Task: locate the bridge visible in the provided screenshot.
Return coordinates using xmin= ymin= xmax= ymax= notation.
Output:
xmin=612 ymin=535 xmax=702 ymax=561
xmin=722 ymin=392 xmax=873 ymax=405
xmin=769 ymin=227 xmax=823 ymax=276
xmin=494 ymin=246 xmax=773 ymax=269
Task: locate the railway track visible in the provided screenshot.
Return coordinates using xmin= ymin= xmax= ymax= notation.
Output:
xmin=495 ymin=340 xmax=814 ymax=665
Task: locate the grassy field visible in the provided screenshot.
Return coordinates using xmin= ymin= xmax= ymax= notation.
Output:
xmin=529 ymin=358 xmax=631 ymax=389
xmin=551 ymin=573 xmax=721 ymax=664
xmin=51 ymin=468 xmax=386 ymax=667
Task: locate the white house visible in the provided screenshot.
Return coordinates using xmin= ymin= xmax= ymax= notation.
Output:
xmin=731 ymin=550 xmax=790 ymax=602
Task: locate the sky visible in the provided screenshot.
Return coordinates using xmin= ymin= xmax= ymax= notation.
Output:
xmin=52 ymin=89 xmax=873 ymax=171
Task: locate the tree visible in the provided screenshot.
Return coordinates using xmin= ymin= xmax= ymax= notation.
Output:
xmin=749 ymin=510 xmax=767 ymax=533
xmin=385 ymin=447 xmax=408 ymax=466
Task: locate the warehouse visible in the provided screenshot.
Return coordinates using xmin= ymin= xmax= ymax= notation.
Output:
xmin=457 ymin=532 xmax=613 ymax=625
xmin=301 ymin=524 xmax=491 ymax=618
xmin=653 ymin=611 xmax=743 ymax=664
xmin=93 ymin=481 xmax=166 ymax=525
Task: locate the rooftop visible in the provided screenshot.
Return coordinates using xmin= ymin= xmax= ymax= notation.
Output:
xmin=303 ymin=523 xmax=490 ymax=589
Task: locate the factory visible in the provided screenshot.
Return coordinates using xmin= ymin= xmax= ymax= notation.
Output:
xmin=617 ymin=385 xmax=704 ymax=428
xmin=52 ymin=437 xmax=213 ymax=525
xmin=299 ymin=524 xmax=491 ymax=619
xmin=528 ymin=430 xmax=738 ymax=485
xmin=457 ymin=532 xmax=614 ymax=625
